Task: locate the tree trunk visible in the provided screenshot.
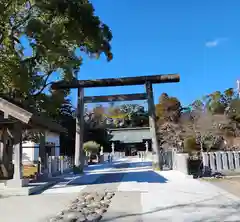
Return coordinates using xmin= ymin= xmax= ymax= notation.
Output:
xmin=0 ymin=128 xmax=13 ymax=179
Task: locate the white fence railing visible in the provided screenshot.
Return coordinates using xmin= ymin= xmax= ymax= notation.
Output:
xmin=202 ymin=151 xmax=240 ymax=172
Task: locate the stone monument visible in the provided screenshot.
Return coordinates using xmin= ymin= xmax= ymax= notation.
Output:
xmin=145 ymin=141 xmax=149 ymax=152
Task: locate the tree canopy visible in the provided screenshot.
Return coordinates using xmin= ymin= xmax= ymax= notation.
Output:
xmin=0 ymin=0 xmax=113 ymax=117
xmin=157 ymin=88 xmax=240 ymax=152
xmin=155 ymin=93 xmax=182 ymax=123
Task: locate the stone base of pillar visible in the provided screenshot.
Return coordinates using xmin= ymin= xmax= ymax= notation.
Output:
xmin=99 ymin=155 xmax=104 ymax=163
xmin=152 ymin=154 xmax=163 ymax=170
xmin=6 ymin=178 xmax=29 ymax=188
xmin=0 ymin=180 xmax=8 ymax=188
xmin=83 ymin=157 xmax=88 ymax=166
xmin=37 ymin=172 xmax=48 ymax=181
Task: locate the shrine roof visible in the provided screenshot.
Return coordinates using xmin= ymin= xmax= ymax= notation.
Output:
xmin=109 ymin=127 xmax=151 ymax=143
xmin=0 ymin=97 xmax=66 ymax=134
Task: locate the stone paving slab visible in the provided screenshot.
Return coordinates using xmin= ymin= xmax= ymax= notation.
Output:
xmin=0 ymin=181 xmax=57 ymax=196
xmin=80 ymin=172 xmax=123 ymax=193
xmin=140 ymin=171 xmax=240 ymax=221
xmin=101 ymin=191 xmax=143 ymax=222
xmin=0 ymin=192 xmax=78 ymax=222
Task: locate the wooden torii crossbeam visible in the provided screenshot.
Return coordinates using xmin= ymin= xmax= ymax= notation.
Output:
xmin=51 ymin=74 xmax=180 ymax=170
xmin=51 ymin=74 xmax=180 ymax=89
xmin=84 ymin=93 xmax=147 ymax=103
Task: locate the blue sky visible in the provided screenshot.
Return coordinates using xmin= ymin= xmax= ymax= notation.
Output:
xmin=74 ymin=0 xmax=240 ymax=108
xmin=21 ymin=0 xmax=240 ymax=108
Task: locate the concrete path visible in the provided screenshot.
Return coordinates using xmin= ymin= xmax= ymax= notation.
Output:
xmin=0 ymin=158 xmax=141 ymax=222
xmin=1 ymin=158 xmax=240 ymax=221
xmin=102 ymin=161 xmax=240 ymax=222
xmin=140 ymin=171 xmax=240 ymax=221
xmin=0 ymin=192 xmax=77 ymax=222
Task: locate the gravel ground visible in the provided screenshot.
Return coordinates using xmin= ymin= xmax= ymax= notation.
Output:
xmin=48 ymin=170 xmax=126 ymax=222
xmin=49 ymin=191 xmax=115 ymax=222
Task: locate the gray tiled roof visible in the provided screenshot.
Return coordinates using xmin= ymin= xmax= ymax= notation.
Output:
xmin=109 ymin=127 xmax=151 ymax=143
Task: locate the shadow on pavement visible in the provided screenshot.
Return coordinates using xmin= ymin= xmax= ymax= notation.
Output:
xmin=114 ymin=161 xmax=152 ymax=169
xmin=84 ymin=161 xmax=152 ymax=172
xmin=68 ymin=170 xmax=167 ymax=186
xmin=33 ymin=161 xmax=159 ymax=193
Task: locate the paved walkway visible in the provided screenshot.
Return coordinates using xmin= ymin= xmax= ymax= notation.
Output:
xmin=1 ymin=157 xmax=240 ymax=221
xmin=0 ymin=158 xmax=138 ymax=222
xmin=102 ymin=160 xmax=240 ymax=221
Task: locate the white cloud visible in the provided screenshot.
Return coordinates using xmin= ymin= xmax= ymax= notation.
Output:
xmin=205 ymin=38 xmax=228 ymax=48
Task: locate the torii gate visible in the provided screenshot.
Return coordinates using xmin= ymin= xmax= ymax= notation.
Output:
xmin=51 ymin=74 xmax=180 ymax=170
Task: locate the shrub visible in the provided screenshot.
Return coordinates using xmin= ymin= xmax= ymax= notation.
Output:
xmin=184 ymin=136 xmax=197 ymax=153
xmin=83 ymin=141 xmax=100 ymax=154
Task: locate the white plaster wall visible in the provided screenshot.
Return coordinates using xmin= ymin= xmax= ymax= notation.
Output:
xmin=22 ymin=141 xmax=36 ymax=164
xmin=21 ymin=131 xmax=60 ymax=164
xmin=45 ymin=131 xmax=60 ymax=156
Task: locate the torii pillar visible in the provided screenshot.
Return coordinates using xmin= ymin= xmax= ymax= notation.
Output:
xmin=75 ymin=88 xmax=84 ymax=169
xmin=145 ymin=81 xmax=162 ymax=170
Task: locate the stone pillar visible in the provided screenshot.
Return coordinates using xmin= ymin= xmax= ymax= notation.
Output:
xmin=209 ymin=153 xmax=216 ymax=172
xmin=215 ymin=152 xmax=222 ymax=172
xmin=75 ymin=88 xmax=84 ymax=170
xmin=233 ymin=151 xmax=240 ymax=169
xmin=145 ymin=141 xmax=149 ymax=152
xmin=100 ymin=146 xmax=104 ymax=163
xmin=64 ymin=156 xmax=68 ymax=170
xmin=60 ymin=156 xmax=64 ymax=174
xmin=48 ymin=156 xmax=52 ymax=177
xmin=145 ymin=81 xmax=162 ymax=169
xmin=227 ymin=151 xmax=235 ymax=170
xmin=13 ymin=133 xmax=22 ymax=179
xmin=111 ymin=143 xmax=115 ymax=162
xmin=111 ymin=143 xmax=115 ymax=154
xmin=202 ymin=152 xmax=209 ymax=168
xmin=221 ymin=152 xmax=228 ymax=170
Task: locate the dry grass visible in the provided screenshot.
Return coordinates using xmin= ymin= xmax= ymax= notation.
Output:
xmin=23 ymin=165 xmax=37 ymax=177
xmin=200 ymin=176 xmax=240 ymax=183
xmin=204 ymin=176 xmax=240 ymax=198
xmin=200 ymin=177 xmax=225 ymax=182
